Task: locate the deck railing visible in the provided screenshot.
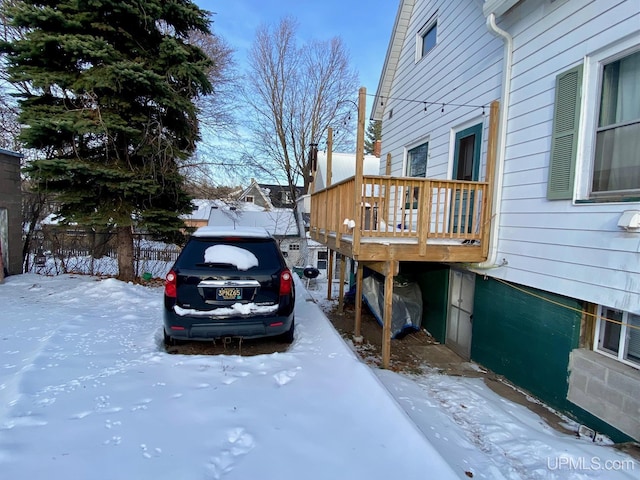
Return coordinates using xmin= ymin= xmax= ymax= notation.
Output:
xmin=310 ymin=175 xmax=489 ymax=253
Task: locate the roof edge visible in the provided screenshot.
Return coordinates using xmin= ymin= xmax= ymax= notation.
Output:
xmin=371 ymin=0 xmax=415 ymax=121
xmin=0 ymin=147 xmax=24 ymax=158
xmin=483 ymin=0 xmax=521 ymax=17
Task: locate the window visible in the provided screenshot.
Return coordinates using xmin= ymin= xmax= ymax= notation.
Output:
xmin=595 ymin=305 xmax=640 ymax=368
xmin=317 ymin=250 xmax=328 ymax=270
xmin=417 ymin=21 xmax=437 ymax=60
xmin=406 ymin=142 xmax=428 ymax=177
xmin=405 ymin=142 xmax=428 ymax=208
xmin=244 ymin=195 xmax=254 ymax=203
xmin=548 ymin=43 xmax=640 ymax=201
xmin=592 ymin=50 xmax=640 ymax=196
xmin=288 ymin=243 xmax=300 ymax=251
xmin=280 ymin=191 xmax=292 ymax=203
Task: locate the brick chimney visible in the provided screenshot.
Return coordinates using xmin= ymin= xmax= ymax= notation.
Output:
xmin=373 ymin=139 xmax=382 ymax=158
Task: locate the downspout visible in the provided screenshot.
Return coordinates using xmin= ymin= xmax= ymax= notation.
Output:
xmin=473 ymin=13 xmax=512 ymax=270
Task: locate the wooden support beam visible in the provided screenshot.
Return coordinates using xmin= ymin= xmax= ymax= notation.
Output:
xmin=338 ymin=254 xmax=346 ymax=313
xmin=381 ymin=261 xmax=396 ymax=369
xmin=352 ymin=86 xmax=366 ymax=257
xmin=385 ymin=153 xmax=391 ymax=176
xmin=482 ymin=100 xmax=500 ymax=259
xmin=360 ymin=260 xmax=399 ymax=277
xmin=354 ymin=261 xmax=363 ymax=338
xmin=326 ymin=127 xmax=333 ymax=187
xmin=326 ymin=249 xmax=334 ymax=300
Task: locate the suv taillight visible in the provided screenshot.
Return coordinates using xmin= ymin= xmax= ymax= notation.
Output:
xmin=165 ymin=270 xmax=177 ymax=298
xmin=279 ymin=269 xmax=292 ymax=296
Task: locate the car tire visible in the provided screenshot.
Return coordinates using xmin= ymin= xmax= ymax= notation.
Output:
xmin=163 ymin=329 xmax=182 ymax=347
xmin=280 ymin=319 xmax=295 ymax=344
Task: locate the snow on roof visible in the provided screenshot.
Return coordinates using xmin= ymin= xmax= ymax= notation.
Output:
xmin=313 ymin=152 xmax=381 ymax=191
xmin=208 ymin=207 xmax=299 ymax=237
xmin=181 ymin=199 xmax=228 ymax=221
xmin=193 ymin=226 xmax=271 ymax=238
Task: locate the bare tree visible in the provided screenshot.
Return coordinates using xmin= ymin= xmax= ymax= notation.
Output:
xmin=244 ymin=17 xmax=359 ymax=199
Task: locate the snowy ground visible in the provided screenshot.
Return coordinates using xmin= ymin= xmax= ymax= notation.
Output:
xmin=0 ymin=273 xmax=637 ymax=479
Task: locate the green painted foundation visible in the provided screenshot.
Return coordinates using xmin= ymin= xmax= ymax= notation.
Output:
xmin=472 ymin=276 xmax=633 ymax=443
xmin=401 ymin=263 xmax=449 ymax=344
xmin=473 ymin=277 xmax=582 ymax=409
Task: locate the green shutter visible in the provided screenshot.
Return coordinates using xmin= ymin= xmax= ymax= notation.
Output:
xmin=547 ymin=64 xmax=583 ymax=200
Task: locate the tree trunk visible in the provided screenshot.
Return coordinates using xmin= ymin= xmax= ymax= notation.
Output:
xmin=116 ymin=226 xmax=135 ymax=281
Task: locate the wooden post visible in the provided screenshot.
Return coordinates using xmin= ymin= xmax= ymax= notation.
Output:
xmin=385 ymin=153 xmax=391 ymax=176
xmin=0 ymin=239 xmax=5 ymax=284
xmin=326 ymin=127 xmax=333 ymax=187
xmin=354 ymin=261 xmax=363 ymax=339
xmin=352 ymin=87 xmax=366 ymax=257
xmin=326 ymin=249 xmax=334 ymax=300
xmin=338 ymin=254 xmax=346 ymax=313
xmin=482 ymin=100 xmax=500 ymax=259
xmin=381 ymin=263 xmax=394 ymax=369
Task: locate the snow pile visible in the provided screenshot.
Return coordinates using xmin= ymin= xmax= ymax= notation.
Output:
xmin=0 ymin=274 xmax=637 ymax=479
xmin=204 ymin=244 xmax=259 ymax=270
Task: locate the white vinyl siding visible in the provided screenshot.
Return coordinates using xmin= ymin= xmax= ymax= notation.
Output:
xmin=381 ymin=0 xmax=640 ymax=315
xmin=490 ymin=0 xmax=640 ymax=315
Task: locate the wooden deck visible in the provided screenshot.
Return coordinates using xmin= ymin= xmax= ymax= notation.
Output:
xmin=309 ymin=175 xmax=490 ymax=264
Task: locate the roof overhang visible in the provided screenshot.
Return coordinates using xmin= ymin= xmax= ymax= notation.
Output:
xmin=483 ymin=0 xmax=521 ymax=17
xmin=371 ymin=0 xmax=415 ymax=121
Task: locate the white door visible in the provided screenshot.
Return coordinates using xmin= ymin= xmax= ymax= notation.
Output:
xmin=446 ymin=270 xmax=475 ymax=359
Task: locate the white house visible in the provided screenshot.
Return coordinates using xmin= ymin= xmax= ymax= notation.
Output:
xmin=369 ymin=0 xmax=640 ymax=442
xmin=305 ymin=0 xmax=639 ymax=442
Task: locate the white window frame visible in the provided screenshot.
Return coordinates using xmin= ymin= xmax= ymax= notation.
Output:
xmin=244 ymin=195 xmax=254 ymax=203
xmin=576 ymin=36 xmax=640 ymax=201
xmin=594 ymin=305 xmax=640 ymax=369
xmin=288 ymin=243 xmax=300 ymax=251
xmin=415 ymin=16 xmax=437 ymax=62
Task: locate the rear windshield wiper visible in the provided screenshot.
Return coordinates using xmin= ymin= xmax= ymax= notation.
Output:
xmin=195 ymin=262 xmax=235 ymax=268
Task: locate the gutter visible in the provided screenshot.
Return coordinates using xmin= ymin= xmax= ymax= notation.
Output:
xmin=472 ymin=13 xmax=512 ymax=270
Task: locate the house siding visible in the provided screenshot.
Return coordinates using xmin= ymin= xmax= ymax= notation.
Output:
xmin=380 ymin=0 xmax=504 ymax=180
xmin=376 ymin=0 xmax=640 ymax=441
xmin=494 ymin=0 xmax=640 ymax=315
xmin=0 ymin=151 xmax=22 ymax=275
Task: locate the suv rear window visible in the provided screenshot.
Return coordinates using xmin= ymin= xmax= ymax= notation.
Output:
xmin=176 ymin=237 xmax=282 ymax=271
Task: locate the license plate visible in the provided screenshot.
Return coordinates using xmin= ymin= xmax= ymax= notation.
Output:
xmin=216 ymin=287 xmax=242 ymax=301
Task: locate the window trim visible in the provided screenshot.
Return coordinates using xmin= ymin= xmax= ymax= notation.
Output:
xmin=416 ymin=16 xmax=437 ymax=62
xmin=594 ymin=305 xmax=640 ymax=370
xmin=404 ymin=139 xmax=429 ymax=178
xmin=576 ymin=37 xmax=640 ymax=202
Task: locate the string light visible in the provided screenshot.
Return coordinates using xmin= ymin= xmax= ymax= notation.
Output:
xmin=368 ymin=93 xmax=487 ymax=115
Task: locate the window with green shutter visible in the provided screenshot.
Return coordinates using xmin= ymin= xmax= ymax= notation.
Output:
xmin=547 ymin=65 xmax=583 ymax=200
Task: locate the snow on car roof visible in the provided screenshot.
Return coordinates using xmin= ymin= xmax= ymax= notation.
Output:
xmin=192 ymin=226 xmax=272 ymax=238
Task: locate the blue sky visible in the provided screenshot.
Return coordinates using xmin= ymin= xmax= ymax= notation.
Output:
xmin=195 ymin=0 xmax=398 ymax=104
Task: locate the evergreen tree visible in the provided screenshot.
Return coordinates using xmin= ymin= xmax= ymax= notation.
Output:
xmin=0 ymin=0 xmax=212 ymax=280
xmin=364 ymin=120 xmax=382 ymax=155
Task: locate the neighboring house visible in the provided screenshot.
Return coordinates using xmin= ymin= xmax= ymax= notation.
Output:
xmin=0 ymin=148 xmax=23 ymax=276
xmin=207 ymin=204 xmax=306 ymax=267
xmin=182 ymin=199 xmax=230 ymax=230
xmin=309 ymin=0 xmax=640 ymax=443
xmin=238 ymin=179 xmax=304 ymax=210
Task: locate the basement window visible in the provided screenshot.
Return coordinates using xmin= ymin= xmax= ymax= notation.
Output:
xmin=595 ymin=305 xmax=640 ymax=368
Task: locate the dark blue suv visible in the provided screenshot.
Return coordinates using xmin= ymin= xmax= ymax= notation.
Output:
xmin=163 ymin=227 xmax=295 ymax=345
